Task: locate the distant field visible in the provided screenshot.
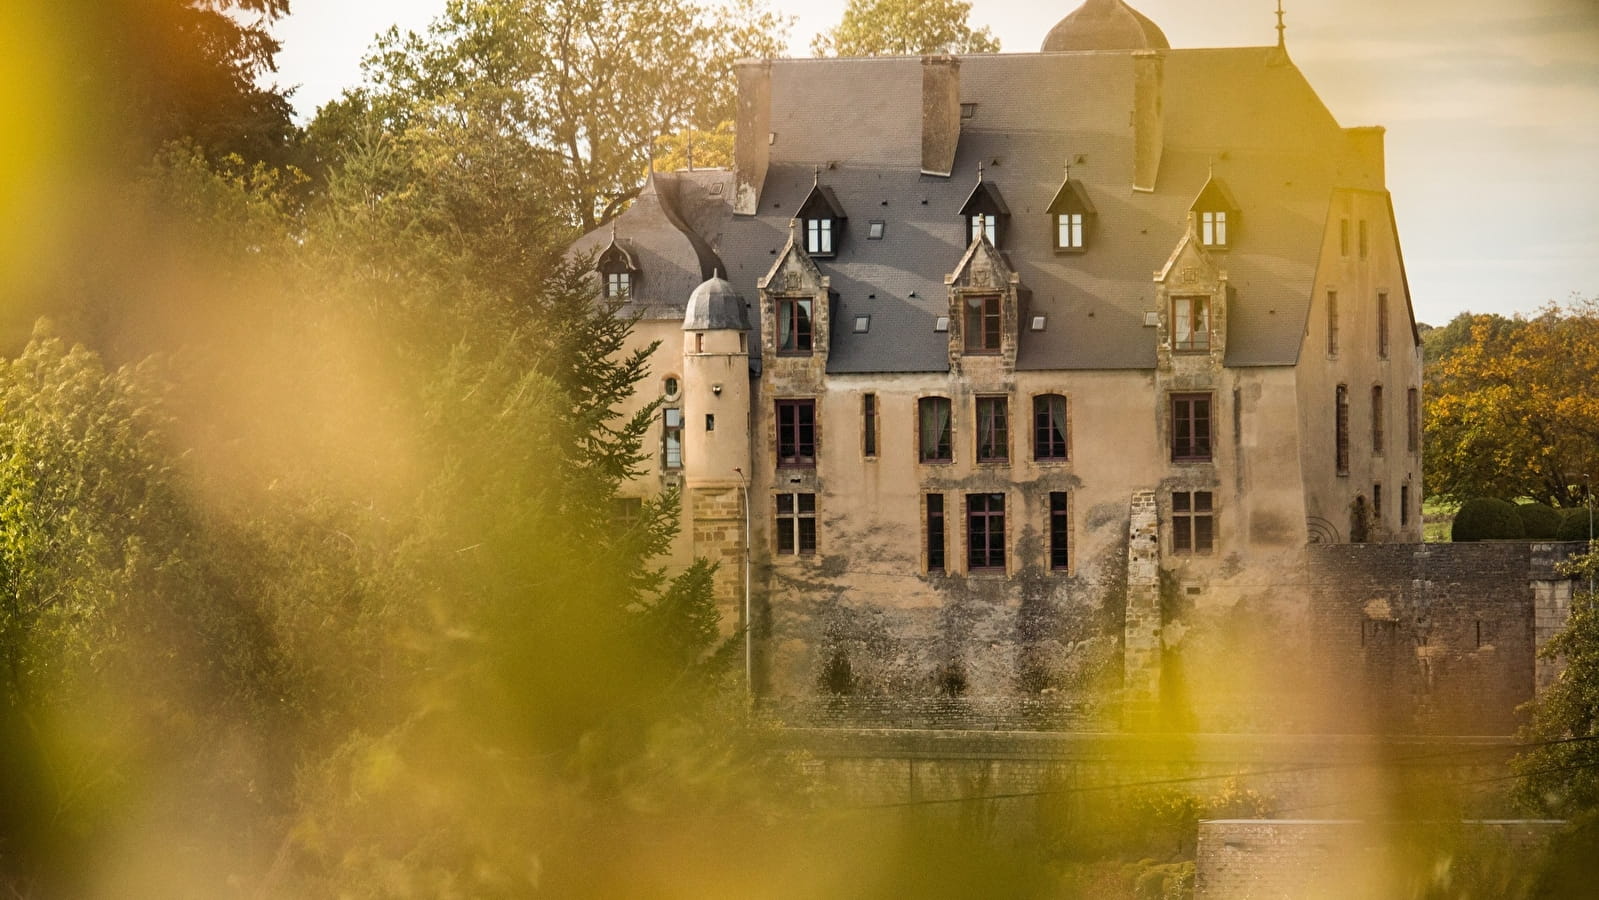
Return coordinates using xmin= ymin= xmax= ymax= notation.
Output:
xmin=1423 ymin=498 xmax=1458 ymax=543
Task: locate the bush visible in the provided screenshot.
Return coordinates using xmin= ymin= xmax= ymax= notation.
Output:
xmin=1451 ymin=498 xmax=1526 ymax=541
xmin=1558 ymin=507 xmax=1595 ymax=542
xmin=1518 ymin=502 xmax=1562 ymax=539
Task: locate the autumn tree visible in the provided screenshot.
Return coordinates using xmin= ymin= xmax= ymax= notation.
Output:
xmin=811 ymin=0 xmax=1000 ymax=57
xmin=1424 ymin=300 xmax=1599 ymax=508
xmin=322 ymin=0 xmax=789 ymax=232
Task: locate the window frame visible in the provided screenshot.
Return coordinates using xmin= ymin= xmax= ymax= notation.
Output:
xmin=917 ymin=397 xmax=953 ymax=463
xmin=605 ymin=270 xmax=631 ymax=299
xmin=862 ymin=393 xmax=878 ymax=458
xmin=1172 ymin=295 xmax=1212 ymax=352
xmin=926 ymin=493 xmax=946 ymax=573
xmin=1372 ymin=384 xmax=1385 ymax=455
xmin=963 ymin=293 xmax=1002 ymax=354
xmin=1377 ymin=292 xmax=1390 ymax=359
xmin=1171 ymin=491 xmax=1216 ymax=555
xmin=805 ymin=216 xmax=834 ymax=256
xmin=966 ymin=492 xmax=1006 ymax=573
xmin=663 ymin=407 xmax=683 ymax=469
xmin=774 ymin=296 xmax=814 ymax=355
xmin=1336 ymin=385 xmax=1350 ymax=476
xmin=1200 ymin=210 xmax=1229 ymax=248
xmin=1170 ymin=393 xmax=1213 ymax=463
xmin=969 ymin=213 xmax=998 ymax=246
xmin=1407 ymin=388 xmax=1420 ymax=454
xmin=975 ymin=395 xmax=1009 ymax=464
xmin=1054 ymin=212 xmax=1085 ymax=251
xmin=775 ymin=492 xmax=817 ymax=555
xmin=1327 ymin=290 xmax=1340 ymax=356
xmin=1033 ymin=394 xmax=1069 ymax=461
xmin=775 ymin=399 xmax=817 ymax=468
xmin=1049 ymin=491 xmax=1070 ymax=571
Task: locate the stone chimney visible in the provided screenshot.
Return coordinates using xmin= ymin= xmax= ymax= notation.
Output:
xmin=1344 ymin=126 xmax=1386 ymax=189
xmin=734 ymin=59 xmax=772 ymax=216
xmin=921 ymin=55 xmax=962 ymax=177
xmin=1132 ymin=50 xmax=1164 ymax=192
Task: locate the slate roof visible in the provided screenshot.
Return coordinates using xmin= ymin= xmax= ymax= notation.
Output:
xmin=1042 ymin=0 xmax=1170 ymax=53
xmin=574 ymin=45 xmax=1387 ymax=374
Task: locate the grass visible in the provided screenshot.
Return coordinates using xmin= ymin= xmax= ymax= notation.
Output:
xmin=1423 ymin=497 xmax=1458 ymax=543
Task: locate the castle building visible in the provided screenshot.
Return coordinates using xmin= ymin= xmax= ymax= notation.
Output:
xmin=569 ymin=0 xmax=1423 ymax=725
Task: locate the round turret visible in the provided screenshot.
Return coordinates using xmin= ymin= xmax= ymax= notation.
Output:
xmin=683 ymin=274 xmax=751 ymax=332
xmin=1042 ymin=0 xmax=1169 ymax=52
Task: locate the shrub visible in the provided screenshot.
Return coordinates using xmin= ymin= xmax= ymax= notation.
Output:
xmin=1518 ymin=502 xmax=1562 ymax=539
xmin=1557 ymin=507 xmax=1595 ymax=542
xmin=1451 ymin=498 xmax=1526 ymax=541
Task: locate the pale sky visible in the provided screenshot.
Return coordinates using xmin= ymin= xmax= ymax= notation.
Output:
xmin=266 ymin=0 xmax=1599 ymax=326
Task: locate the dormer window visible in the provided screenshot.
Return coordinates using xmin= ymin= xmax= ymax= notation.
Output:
xmin=958 ymin=166 xmax=1009 ymax=247
xmin=1045 ymin=168 xmax=1096 ymax=253
xmin=597 ymin=231 xmax=639 ymax=298
xmin=1190 ymin=174 xmax=1240 ymax=250
xmin=797 ymin=174 xmax=846 ymax=258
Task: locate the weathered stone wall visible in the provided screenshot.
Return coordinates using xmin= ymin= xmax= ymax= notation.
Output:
xmin=1194 ymin=819 xmax=1566 ymax=899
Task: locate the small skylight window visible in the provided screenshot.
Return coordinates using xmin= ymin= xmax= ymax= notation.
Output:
xmin=934 ymin=316 xmax=950 ymax=333
xmin=1031 ymin=315 xmax=1047 ymax=332
xmin=1144 ymin=311 xmax=1160 ymax=327
xmin=868 ymin=220 xmax=886 ymax=240
xmin=854 ymin=315 xmax=871 ymax=333
xmin=960 ymin=103 xmax=977 ymax=119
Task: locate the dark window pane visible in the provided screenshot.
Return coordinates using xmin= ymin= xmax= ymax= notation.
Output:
xmin=798 ymin=517 xmax=816 ymax=553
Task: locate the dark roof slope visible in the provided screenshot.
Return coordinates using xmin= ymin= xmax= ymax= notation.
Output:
xmin=574 ymin=47 xmax=1369 ymax=373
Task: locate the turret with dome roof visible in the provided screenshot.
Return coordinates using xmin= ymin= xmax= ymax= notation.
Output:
xmin=1041 ymin=0 xmax=1169 ymax=52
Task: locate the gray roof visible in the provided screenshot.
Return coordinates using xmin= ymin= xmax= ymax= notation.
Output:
xmin=684 ymin=275 xmax=752 ymax=331
xmin=574 ymin=46 xmax=1385 ymax=374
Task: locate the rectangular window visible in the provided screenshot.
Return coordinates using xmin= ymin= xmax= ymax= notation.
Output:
xmin=705 ymin=414 xmax=715 ymax=432
xmin=663 ymin=407 xmax=683 ymax=469
xmin=1327 ymin=290 xmax=1339 ymax=356
xmin=1056 ymin=213 xmax=1084 ymax=249
xmin=1373 ymin=483 xmax=1383 ymax=520
xmin=775 ymin=493 xmax=816 ymax=555
xmin=1377 ymin=292 xmax=1390 ymax=359
xmin=862 ymin=393 xmax=877 ymax=458
xmin=1340 ymin=218 xmax=1350 ymax=256
xmin=918 ymin=397 xmax=953 ymax=463
xmin=1371 ymin=385 xmax=1385 ymax=454
xmin=1173 ymin=295 xmax=1211 ymax=352
xmin=1171 ymin=393 xmax=1213 ymax=462
xmin=775 ymin=399 xmax=816 ymax=467
xmin=1049 ymin=492 xmax=1070 ymax=571
xmin=1033 ymin=394 xmax=1069 ymax=460
xmin=775 ymin=297 xmax=813 ymax=354
xmin=976 ymin=396 xmax=1009 ymax=463
xmin=1359 ymin=219 xmax=1368 ymax=259
xmin=963 ymin=294 xmax=1002 ymax=353
xmin=1201 ymin=210 xmax=1227 ymax=247
xmin=926 ymin=494 xmax=946 ymax=573
xmin=1172 ymin=491 xmax=1215 ymax=555
xmin=969 ymin=214 xmax=997 ymax=245
xmin=1401 ymin=484 xmax=1411 ymax=527
xmin=614 ymin=496 xmax=643 ymax=529
xmin=806 ymin=218 xmax=833 ymax=255
xmin=966 ymin=493 xmax=1006 ymax=572
xmin=606 ymin=271 xmax=630 ymax=298
xmin=1407 ymin=388 xmax=1420 ymax=454
xmin=1336 ymin=385 xmax=1350 ymax=475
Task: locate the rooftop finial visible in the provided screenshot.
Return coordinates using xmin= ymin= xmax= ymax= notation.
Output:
xmin=977 ymin=161 xmax=985 ymax=182
xmin=813 ymin=164 xmax=821 ymax=185
xmin=1064 ymin=159 xmax=1072 ymax=182
xmin=1275 ymin=0 xmax=1286 ymax=50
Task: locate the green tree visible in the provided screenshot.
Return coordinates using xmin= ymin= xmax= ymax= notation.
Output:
xmin=322 ymin=0 xmax=789 ymax=231
xmin=1424 ymin=300 xmax=1599 ymax=508
xmin=811 ymin=0 xmax=1000 ymax=57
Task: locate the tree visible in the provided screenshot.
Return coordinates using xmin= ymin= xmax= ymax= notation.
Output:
xmin=325 ymin=0 xmax=789 ymax=231
xmin=1424 ymin=300 xmax=1599 ymax=508
xmin=811 ymin=0 xmax=1000 ymax=57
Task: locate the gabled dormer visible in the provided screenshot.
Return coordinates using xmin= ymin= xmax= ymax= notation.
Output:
xmin=945 ymin=235 xmax=1021 ymax=375
xmin=596 ymin=226 xmax=640 ymax=299
xmin=1189 ymin=174 xmax=1239 ymax=250
xmin=797 ymin=171 xmax=847 ymax=258
xmin=958 ymin=165 xmax=1010 ymax=248
xmin=1045 ymin=166 xmax=1097 ymax=253
xmin=759 ymin=219 xmax=832 ymax=373
xmin=1153 ymin=229 xmax=1229 ymax=366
